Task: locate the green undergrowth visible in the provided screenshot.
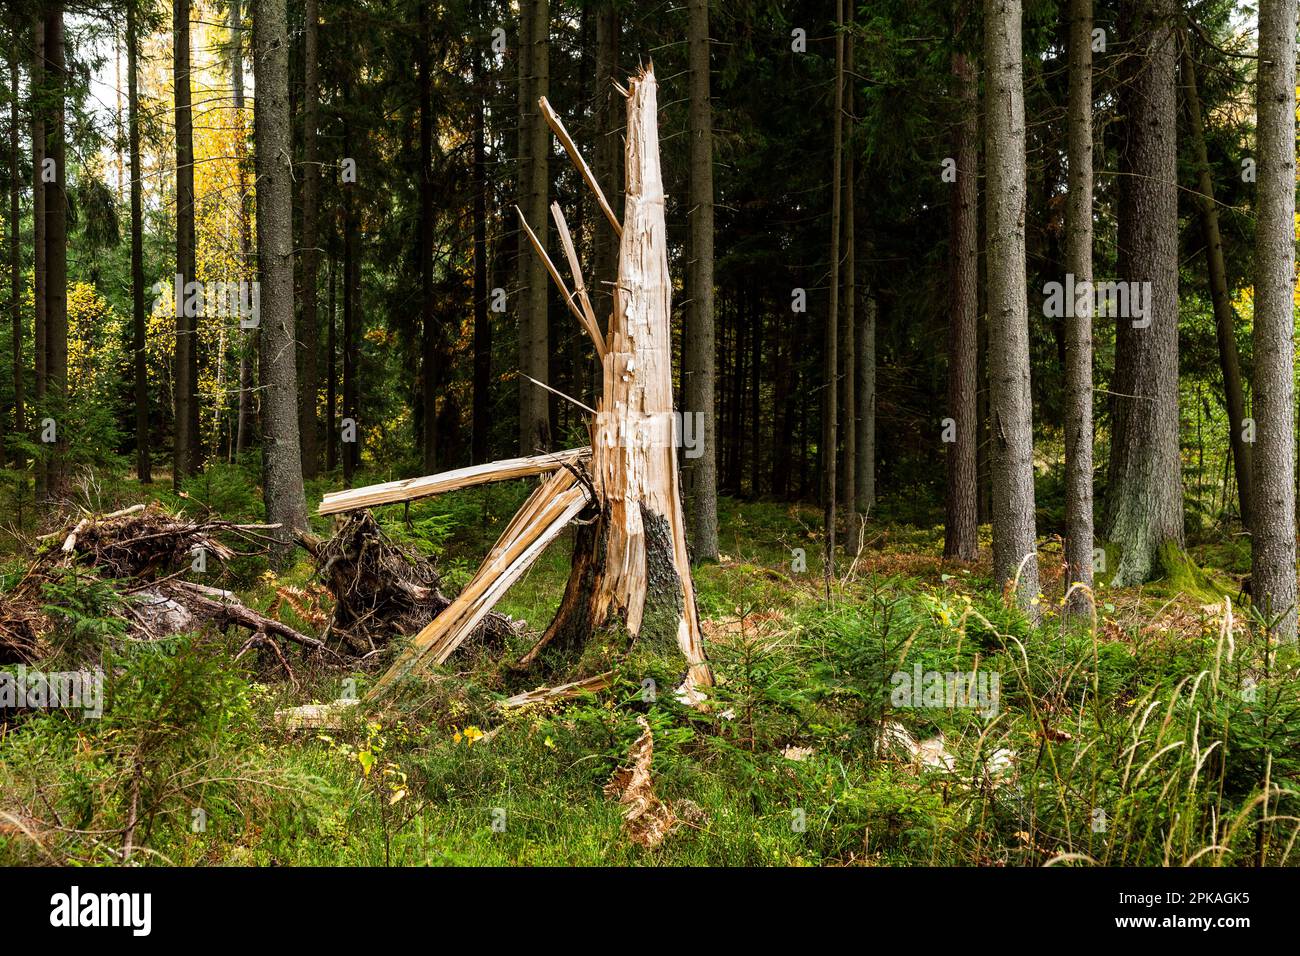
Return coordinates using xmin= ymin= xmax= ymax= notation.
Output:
xmin=1 ymin=479 xmax=1298 ymax=866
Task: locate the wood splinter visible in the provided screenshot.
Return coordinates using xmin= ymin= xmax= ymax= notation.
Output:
xmin=360 ymin=65 xmax=713 ymax=703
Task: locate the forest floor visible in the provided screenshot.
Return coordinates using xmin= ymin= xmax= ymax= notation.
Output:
xmin=0 ymin=465 xmax=1295 ymax=866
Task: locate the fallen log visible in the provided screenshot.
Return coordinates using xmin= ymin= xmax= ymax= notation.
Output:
xmin=317 ymin=447 xmax=590 ymax=515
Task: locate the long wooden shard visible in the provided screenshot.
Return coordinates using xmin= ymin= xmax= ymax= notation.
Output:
xmin=538 ymin=96 xmax=622 ymax=238
xmin=499 ymin=672 xmax=614 ymax=710
xmin=365 ymin=467 xmax=592 ymax=698
xmin=318 ymin=447 xmax=590 ymax=515
xmin=551 ymin=201 xmax=603 ymax=352
xmin=516 ymin=206 xmax=606 ymax=359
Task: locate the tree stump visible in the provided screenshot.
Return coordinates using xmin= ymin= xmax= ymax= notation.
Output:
xmin=352 ymin=65 xmax=712 ymax=702
xmin=529 ymin=67 xmax=710 ymax=694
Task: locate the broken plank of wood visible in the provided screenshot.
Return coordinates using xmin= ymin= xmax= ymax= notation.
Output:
xmin=274 ymin=697 xmax=361 ymax=731
xmin=318 ymin=447 xmax=591 ymax=515
xmin=499 ymin=671 xmax=614 ymax=710
xmin=365 ymin=468 xmax=592 ymax=698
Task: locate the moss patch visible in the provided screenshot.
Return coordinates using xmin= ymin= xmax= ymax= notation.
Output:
xmin=1151 ymin=540 xmax=1233 ymax=603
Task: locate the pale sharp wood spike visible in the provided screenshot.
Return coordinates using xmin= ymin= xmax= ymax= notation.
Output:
xmin=550 ymin=200 xmax=605 ymax=355
xmin=519 ymin=371 xmax=597 ymax=417
xmin=538 ymin=96 xmax=622 ymax=238
xmin=516 ymin=204 xmax=606 ymax=358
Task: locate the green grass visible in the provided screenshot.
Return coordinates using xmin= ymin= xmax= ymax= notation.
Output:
xmin=2 ymin=476 xmax=1298 ymax=867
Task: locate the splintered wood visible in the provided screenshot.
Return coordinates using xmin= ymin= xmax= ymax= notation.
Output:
xmin=365 ymin=467 xmax=591 ymax=698
xmin=332 ymin=64 xmax=712 ymax=707
xmin=587 ymin=67 xmax=711 ymax=692
xmin=499 ymin=671 xmax=614 ymax=710
xmin=318 ymin=448 xmax=590 ymax=515
xmin=604 ymin=716 xmax=676 ymax=848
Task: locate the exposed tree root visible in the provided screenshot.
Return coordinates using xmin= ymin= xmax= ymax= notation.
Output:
xmin=301 ymin=512 xmax=520 ymax=660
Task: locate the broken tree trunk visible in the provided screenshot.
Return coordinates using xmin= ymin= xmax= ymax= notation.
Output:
xmin=523 ymin=67 xmax=712 ymax=693
xmin=357 ymin=65 xmax=712 ymax=701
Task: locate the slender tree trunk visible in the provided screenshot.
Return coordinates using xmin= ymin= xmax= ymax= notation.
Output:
xmin=8 ymin=27 xmax=22 ymax=467
xmin=856 ymin=287 xmax=875 ymax=513
xmin=684 ymin=0 xmax=718 ymax=559
xmin=516 ymin=0 xmax=533 ymax=455
xmin=114 ymin=29 xmax=124 ymax=201
xmin=43 ymin=6 xmax=67 ymax=501
xmin=593 ymin=5 xmax=620 ymax=310
xmin=978 ymin=190 xmax=994 ymax=529
xmin=1102 ymin=0 xmax=1183 ymax=585
xmin=729 ymin=286 xmax=745 ymax=491
xmin=514 ymin=0 xmax=550 ymax=454
xmin=750 ymin=292 xmax=763 ymax=498
xmin=565 ymin=3 xmax=591 ymax=432
xmin=253 ymin=0 xmax=309 ymax=550
xmin=839 ymin=14 xmax=858 ymax=547
xmin=298 ymin=0 xmax=320 ymax=478
xmin=1250 ymin=0 xmax=1297 ymax=641
xmin=233 ymin=0 xmax=255 ymax=457
xmin=174 ymin=0 xmax=198 ymax=484
xmin=945 ymin=43 xmax=979 ymax=561
xmin=984 ymin=0 xmax=1039 ymax=613
xmin=1181 ymin=29 xmax=1252 ymax=528
xmin=772 ymin=306 xmax=791 ymax=497
xmin=128 ymin=1 xmax=150 ymax=483
xmin=418 ymin=0 xmax=437 ymax=472
xmin=527 ymin=0 xmax=548 ymax=452
xmin=795 ymin=310 xmax=806 ymax=496
xmin=1063 ymin=0 xmax=1094 ymax=607
xmin=823 ymin=0 xmax=844 ymax=591
xmin=471 ymin=0 xmax=491 ymax=465
xmin=31 ymin=18 xmax=45 ymax=500
xmin=342 ymin=88 xmax=359 ymax=487
xmin=326 ymin=236 xmax=337 ymax=471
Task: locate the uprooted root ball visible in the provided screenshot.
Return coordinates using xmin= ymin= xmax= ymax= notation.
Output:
xmin=307 ymin=512 xmax=519 ymax=659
